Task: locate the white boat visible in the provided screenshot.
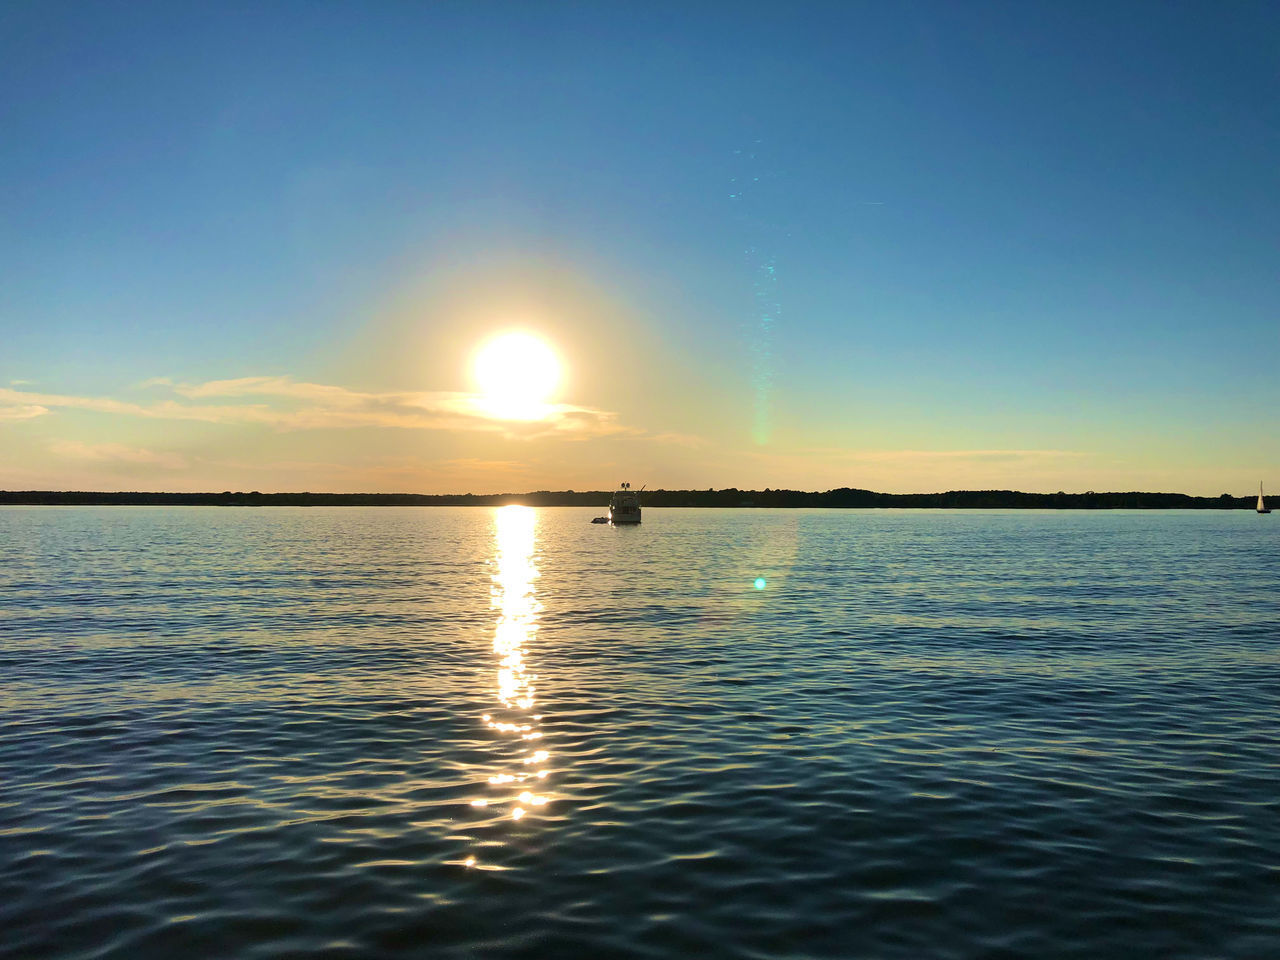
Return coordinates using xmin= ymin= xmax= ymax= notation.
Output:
xmin=609 ymin=482 xmax=642 ymax=524
xmin=1259 ymin=482 xmax=1271 ymax=514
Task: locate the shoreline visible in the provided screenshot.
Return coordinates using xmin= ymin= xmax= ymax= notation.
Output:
xmin=0 ymin=489 xmax=1264 ymax=510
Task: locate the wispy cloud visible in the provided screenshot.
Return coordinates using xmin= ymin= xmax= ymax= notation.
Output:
xmin=807 ymin=448 xmax=1087 ymax=464
xmin=647 ymin=431 xmax=709 ymax=449
xmin=49 ymin=441 xmax=189 ymax=470
xmin=0 ymin=403 xmax=48 ymax=421
xmin=0 ymin=377 xmax=627 ymax=438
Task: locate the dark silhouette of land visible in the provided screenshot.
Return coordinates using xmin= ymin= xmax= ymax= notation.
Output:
xmin=0 ymin=488 xmax=1263 ymax=509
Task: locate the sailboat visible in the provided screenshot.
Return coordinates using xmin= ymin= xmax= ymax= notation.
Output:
xmin=1259 ymin=482 xmax=1272 ymax=515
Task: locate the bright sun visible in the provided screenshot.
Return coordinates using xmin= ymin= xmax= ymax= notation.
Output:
xmin=472 ymin=331 xmax=563 ymax=421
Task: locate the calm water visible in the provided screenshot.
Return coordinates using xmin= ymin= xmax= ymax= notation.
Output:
xmin=2 ymin=506 xmax=1278 ymax=959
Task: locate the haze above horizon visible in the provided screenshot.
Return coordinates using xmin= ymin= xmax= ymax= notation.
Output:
xmin=2 ymin=2 xmax=1277 ymax=496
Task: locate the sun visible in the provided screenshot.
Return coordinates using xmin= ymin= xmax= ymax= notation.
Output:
xmin=471 ymin=331 xmax=563 ymax=421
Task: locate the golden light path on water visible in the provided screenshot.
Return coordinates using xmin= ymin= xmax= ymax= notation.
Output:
xmin=463 ymin=505 xmax=550 ymax=869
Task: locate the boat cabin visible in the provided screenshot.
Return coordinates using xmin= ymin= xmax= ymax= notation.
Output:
xmin=609 ymin=482 xmax=642 ymax=524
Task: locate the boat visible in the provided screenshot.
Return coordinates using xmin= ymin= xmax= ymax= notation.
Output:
xmin=609 ymin=482 xmax=642 ymax=524
xmin=1259 ymin=482 xmax=1272 ymax=514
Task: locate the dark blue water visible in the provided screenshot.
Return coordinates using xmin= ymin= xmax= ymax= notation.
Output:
xmin=2 ymin=506 xmax=1277 ymax=959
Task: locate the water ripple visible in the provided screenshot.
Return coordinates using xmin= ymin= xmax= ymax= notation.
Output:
xmin=1 ymin=506 xmax=1277 ymax=958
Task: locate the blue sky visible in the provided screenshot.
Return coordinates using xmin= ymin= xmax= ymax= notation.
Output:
xmin=2 ymin=1 xmax=1277 ymax=493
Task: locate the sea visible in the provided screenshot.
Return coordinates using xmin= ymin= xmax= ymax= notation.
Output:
xmin=1 ymin=506 xmax=1277 ymax=959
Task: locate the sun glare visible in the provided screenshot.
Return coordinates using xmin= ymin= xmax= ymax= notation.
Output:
xmin=472 ymin=331 xmax=562 ymax=421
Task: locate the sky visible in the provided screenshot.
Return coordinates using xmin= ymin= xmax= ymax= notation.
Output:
xmin=2 ymin=1 xmax=1277 ymax=495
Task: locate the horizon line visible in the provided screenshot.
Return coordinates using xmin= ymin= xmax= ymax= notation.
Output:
xmin=0 ymin=486 xmax=1261 ymax=500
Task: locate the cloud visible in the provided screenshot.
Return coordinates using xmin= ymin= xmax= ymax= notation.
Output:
xmin=0 ymin=377 xmax=626 ymax=438
xmin=49 ymin=441 xmax=189 ymax=469
xmin=812 ymin=448 xmax=1087 ymax=464
xmin=173 ymin=376 xmax=370 ymax=404
xmin=646 ymin=431 xmax=708 ymax=448
xmin=437 ymin=458 xmax=528 ymax=474
xmin=168 ymin=453 xmax=540 ymax=494
xmin=0 ymin=403 xmax=48 ymax=421
xmin=1 ymin=386 xmax=216 ymax=421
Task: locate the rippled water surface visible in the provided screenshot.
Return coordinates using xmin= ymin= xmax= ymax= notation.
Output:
xmin=2 ymin=506 xmax=1278 ymax=959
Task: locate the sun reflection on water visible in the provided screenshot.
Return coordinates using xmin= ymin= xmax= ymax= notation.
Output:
xmin=461 ymin=505 xmax=551 ymax=867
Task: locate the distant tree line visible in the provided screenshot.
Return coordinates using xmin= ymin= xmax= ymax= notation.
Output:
xmin=0 ymin=488 xmax=1262 ymax=509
